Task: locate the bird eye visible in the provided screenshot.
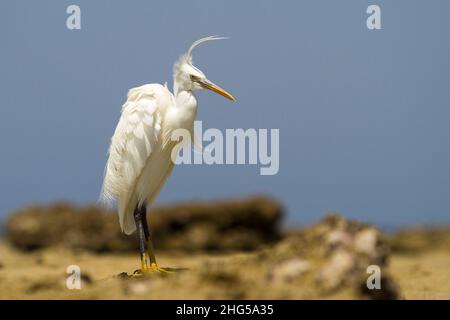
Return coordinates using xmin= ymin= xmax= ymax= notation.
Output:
xmin=190 ymin=75 xmax=199 ymax=82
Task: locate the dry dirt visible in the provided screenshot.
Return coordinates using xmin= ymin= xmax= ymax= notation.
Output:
xmin=0 ymin=238 xmax=449 ymax=299
xmin=1 ymin=198 xmax=449 ymax=300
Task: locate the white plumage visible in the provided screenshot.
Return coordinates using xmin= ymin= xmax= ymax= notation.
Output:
xmin=100 ymin=36 xmax=235 ymax=237
xmin=101 ymin=84 xmax=175 ymax=234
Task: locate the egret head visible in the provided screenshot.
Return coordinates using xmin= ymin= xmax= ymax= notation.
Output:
xmin=173 ymin=36 xmax=236 ymax=101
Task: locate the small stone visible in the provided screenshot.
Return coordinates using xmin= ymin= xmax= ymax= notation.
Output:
xmin=318 ymin=250 xmax=356 ymax=291
xmin=127 ymin=282 xmax=150 ymax=295
xmin=354 ymin=228 xmax=379 ymax=256
xmin=81 ymin=272 xmax=93 ymax=285
xmin=116 ymin=272 xmax=130 ymax=279
xmin=326 ymin=229 xmax=352 ymax=251
xmin=269 ymin=258 xmax=311 ymax=283
xmin=359 ymin=274 xmax=401 ymax=300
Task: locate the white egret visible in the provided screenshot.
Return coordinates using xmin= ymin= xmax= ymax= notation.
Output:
xmin=100 ymin=36 xmax=235 ymax=274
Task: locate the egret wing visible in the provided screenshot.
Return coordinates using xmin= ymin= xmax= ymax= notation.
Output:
xmin=100 ymin=84 xmax=172 ymax=234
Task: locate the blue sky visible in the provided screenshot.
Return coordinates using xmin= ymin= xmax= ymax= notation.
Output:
xmin=1 ymin=1 xmax=449 ymax=227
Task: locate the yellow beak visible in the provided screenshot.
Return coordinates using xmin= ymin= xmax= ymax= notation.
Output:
xmin=199 ymin=79 xmax=236 ymax=101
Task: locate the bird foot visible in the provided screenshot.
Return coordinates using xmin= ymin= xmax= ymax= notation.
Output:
xmin=131 ymin=263 xmax=177 ymax=277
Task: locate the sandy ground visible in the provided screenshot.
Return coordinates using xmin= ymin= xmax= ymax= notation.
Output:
xmin=2 ymin=200 xmax=449 ymax=299
xmin=0 ymin=240 xmax=449 ymax=300
xmin=389 ymin=250 xmax=450 ymax=299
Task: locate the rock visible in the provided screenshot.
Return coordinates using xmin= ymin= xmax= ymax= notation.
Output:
xmin=354 ymin=229 xmax=378 ymax=253
xmin=5 ymin=195 xmax=283 ymax=253
xmin=268 ymin=258 xmax=311 ymax=283
xmin=359 ymin=273 xmax=402 ymax=300
xmin=271 ymin=213 xmax=400 ymax=299
xmin=325 ymin=229 xmax=352 ymax=251
xmin=5 ymin=203 xmax=131 ymax=252
xmin=124 ymin=281 xmax=151 ymax=296
xmin=80 ymin=272 xmax=93 ymax=286
xmin=150 ymin=196 xmax=283 ymax=251
xmin=318 ymin=250 xmax=357 ymax=291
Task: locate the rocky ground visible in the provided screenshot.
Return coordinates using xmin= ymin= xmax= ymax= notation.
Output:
xmin=0 ymin=197 xmax=449 ymax=299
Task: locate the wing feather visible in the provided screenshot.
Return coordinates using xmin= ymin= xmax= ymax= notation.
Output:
xmin=100 ymin=84 xmax=173 ymax=234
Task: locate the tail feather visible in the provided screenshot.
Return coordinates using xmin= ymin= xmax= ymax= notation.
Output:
xmin=119 ymin=196 xmax=137 ymax=235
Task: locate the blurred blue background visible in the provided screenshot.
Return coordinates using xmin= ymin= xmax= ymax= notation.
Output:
xmin=0 ymin=0 xmax=449 ymax=227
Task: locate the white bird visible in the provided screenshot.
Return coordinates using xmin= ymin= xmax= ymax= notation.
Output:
xmin=100 ymin=36 xmax=235 ymax=274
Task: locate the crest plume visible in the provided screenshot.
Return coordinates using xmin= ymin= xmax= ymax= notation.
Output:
xmin=185 ymin=35 xmax=229 ymax=62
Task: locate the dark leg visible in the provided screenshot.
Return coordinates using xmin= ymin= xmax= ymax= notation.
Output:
xmin=133 ymin=205 xmax=171 ymax=275
xmin=141 ymin=207 xmax=158 ymax=267
xmin=134 ymin=205 xmax=149 ymax=271
xmin=141 ymin=206 xmax=150 ymax=242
